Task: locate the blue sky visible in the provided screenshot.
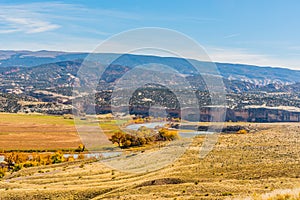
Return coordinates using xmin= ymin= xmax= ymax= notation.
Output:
xmin=0 ymin=0 xmax=300 ymax=69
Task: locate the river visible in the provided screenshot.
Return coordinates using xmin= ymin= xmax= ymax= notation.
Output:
xmin=125 ymin=122 xmax=214 ymax=138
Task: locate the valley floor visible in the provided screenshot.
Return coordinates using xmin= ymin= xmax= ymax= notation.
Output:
xmin=0 ymin=120 xmax=299 ymax=199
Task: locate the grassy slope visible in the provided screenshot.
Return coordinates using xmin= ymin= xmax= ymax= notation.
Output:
xmin=0 ymin=122 xmax=299 ymax=199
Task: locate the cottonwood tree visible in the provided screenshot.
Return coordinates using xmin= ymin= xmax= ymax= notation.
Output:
xmin=109 ymin=131 xmax=126 ymax=147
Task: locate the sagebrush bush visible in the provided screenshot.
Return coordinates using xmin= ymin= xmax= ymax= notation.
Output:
xmin=237 ymin=129 xmax=248 ymax=134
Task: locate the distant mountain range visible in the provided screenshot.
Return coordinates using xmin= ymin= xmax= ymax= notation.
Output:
xmin=1 ymin=50 xmax=299 ymax=87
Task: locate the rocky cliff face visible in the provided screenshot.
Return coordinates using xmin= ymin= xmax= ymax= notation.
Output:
xmin=226 ymin=108 xmax=300 ymax=122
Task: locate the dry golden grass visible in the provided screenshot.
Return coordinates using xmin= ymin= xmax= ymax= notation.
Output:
xmin=0 ymin=119 xmax=299 ymax=199
xmin=252 ymin=188 xmax=300 ymax=200
xmin=0 ymin=113 xmax=81 ymax=150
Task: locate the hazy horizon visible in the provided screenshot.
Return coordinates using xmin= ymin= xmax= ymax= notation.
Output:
xmin=1 ymin=48 xmax=299 ymax=71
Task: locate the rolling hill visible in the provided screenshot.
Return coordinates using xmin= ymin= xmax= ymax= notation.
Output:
xmin=1 ymin=50 xmax=300 ymax=86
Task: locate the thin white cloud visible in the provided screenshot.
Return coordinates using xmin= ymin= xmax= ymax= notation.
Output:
xmin=0 ymin=3 xmax=61 ymax=34
xmin=0 ymin=15 xmax=60 ymax=33
xmin=0 ymin=29 xmax=17 ymax=34
xmin=287 ymin=45 xmax=300 ymax=51
xmin=0 ymin=2 xmax=138 ymax=35
xmin=206 ymin=46 xmax=300 ymax=69
xmin=224 ymin=33 xmax=240 ymax=39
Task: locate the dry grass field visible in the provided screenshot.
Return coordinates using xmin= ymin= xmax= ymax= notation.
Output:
xmin=0 ymin=113 xmax=80 ymax=151
xmin=0 ymin=115 xmax=299 ymax=199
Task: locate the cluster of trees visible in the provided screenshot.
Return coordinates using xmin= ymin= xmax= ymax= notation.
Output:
xmin=4 ymin=152 xmax=55 ymax=173
xmin=0 ymin=146 xmax=87 ymax=177
xmin=132 ymin=117 xmax=152 ymax=124
xmin=109 ymin=126 xmax=155 ymax=148
xmin=109 ymin=126 xmax=178 ymax=148
xmin=3 ymin=151 xmax=80 ymax=172
xmin=132 ymin=116 xmax=179 ymax=124
xmin=157 ymin=128 xmax=179 ymax=141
